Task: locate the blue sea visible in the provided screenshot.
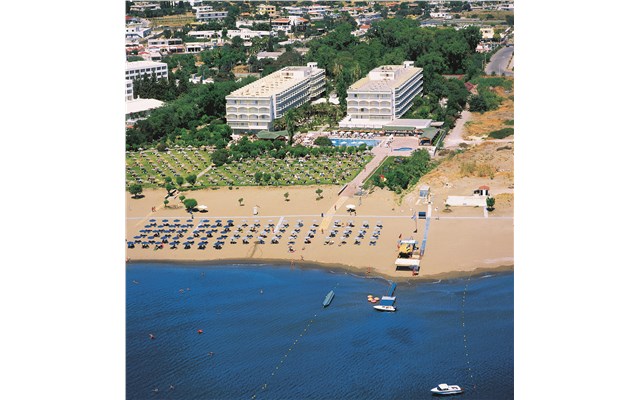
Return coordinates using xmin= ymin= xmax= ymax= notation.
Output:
xmin=127 ymin=263 xmax=513 ymax=400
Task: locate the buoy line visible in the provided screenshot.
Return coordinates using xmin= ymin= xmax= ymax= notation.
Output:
xmin=461 ymin=275 xmax=477 ymax=394
xmin=251 ymin=282 xmax=340 ymax=399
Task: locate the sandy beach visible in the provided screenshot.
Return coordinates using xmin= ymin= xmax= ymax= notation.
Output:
xmin=126 ymin=175 xmax=514 ymax=281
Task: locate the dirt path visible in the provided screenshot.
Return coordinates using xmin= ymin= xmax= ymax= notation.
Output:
xmin=444 ymin=111 xmax=482 ymax=149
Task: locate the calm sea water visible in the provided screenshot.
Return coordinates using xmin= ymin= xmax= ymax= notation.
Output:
xmin=127 ymin=263 xmax=513 ymax=400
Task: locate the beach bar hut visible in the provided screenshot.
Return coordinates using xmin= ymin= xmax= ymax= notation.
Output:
xmin=474 ymin=185 xmax=490 ymax=196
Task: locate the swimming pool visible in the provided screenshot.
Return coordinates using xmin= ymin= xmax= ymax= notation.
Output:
xmin=330 ymin=138 xmax=380 ymax=147
xmin=393 ymin=147 xmax=414 ymax=151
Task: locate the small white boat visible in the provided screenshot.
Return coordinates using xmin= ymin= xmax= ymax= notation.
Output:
xmin=430 ymin=383 xmax=464 ymax=396
xmin=373 ymin=304 xmax=396 ymax=312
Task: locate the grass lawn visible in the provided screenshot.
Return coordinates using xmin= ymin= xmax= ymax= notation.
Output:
xmin=126 ymin=149 xmax=372 ymax=189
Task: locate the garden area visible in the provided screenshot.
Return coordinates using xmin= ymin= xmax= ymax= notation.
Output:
xmin=126 ymin=147 xmax=372 ymax=190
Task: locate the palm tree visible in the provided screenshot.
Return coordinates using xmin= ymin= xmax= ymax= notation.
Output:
xmin=285 ymin=109 xmax=296 ymax=146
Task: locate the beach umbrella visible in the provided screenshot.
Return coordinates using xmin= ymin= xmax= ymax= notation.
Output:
xmin=162 ymin=219 xmax=168 ymax=222
xmin=346 ymin=204 xmax=356 ymax=210
xmin=149 ymin=219 xmax=156 ymax=222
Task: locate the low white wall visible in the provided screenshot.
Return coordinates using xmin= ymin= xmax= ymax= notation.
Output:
xmin=445 ymin=195 xmax=487 ymax=207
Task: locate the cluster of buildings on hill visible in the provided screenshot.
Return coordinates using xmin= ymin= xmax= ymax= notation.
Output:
xmin=125 ymin=1 xmax=512 ymax=61
xmin=125 ymin=1 xmax=513 ymax=131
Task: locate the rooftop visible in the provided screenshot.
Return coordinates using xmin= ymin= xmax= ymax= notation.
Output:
xmin=349 ymin=63 xmax=422 ymax=92
xmin=126 ymin=98 xmax=164 ymax=114
xmin=227 ymin=64 xmax=323 ymax=98
xmin=125 ymin=60 xmax=167 ymax=70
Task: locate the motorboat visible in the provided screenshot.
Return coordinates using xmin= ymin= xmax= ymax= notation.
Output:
xmin=323 ymin=290 xmax=335 ymax=307
xmin=373 ymin=304 xmax=396 ymax=312
xmin=430 ymin=383 xmax=464 ymax=396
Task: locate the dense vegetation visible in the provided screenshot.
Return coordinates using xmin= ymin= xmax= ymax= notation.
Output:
xmin=468 ymin=76 xmax=513 ymax=113
xmin=368 ymin=150 xmax=438 ymax=193
xmin=305 ymin=20 xmax=483 ymax=128
xmin=210 ymin=136 xmax=370 ymax=166
xmin=487 ymin=128 xmax=514 ymax=139
xmin=126 ymin=78 xmax=255 ymax=150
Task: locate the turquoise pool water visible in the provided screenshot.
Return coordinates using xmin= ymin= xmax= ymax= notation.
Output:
xmin=330 ymin=138 xmax=380 ymax=147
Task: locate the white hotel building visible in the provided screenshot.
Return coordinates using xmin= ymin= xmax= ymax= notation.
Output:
xmin=225 ymin=63 xmax=325 ymax=132
xmin=339 ymin=61 xmax=423 ymax=129
xmin=125 ymin=61 xmax=168 ymax=80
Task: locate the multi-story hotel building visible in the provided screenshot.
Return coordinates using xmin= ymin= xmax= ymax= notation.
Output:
xmin=340 ymin=61 xmax=423 ymax=129
xmin=225 ymin=63 xmax=325 ymax=132
xmin=125 ymin=61 xmax=168 ymax=81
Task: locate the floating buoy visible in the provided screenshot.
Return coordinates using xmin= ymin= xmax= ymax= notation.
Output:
xmin=197 ymin=329 xmax=203 ymax=334
xmin=374 ymin=297 xmax=380 ymax=301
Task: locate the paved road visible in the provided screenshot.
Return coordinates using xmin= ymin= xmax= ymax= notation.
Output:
xmin=485 ymin=46 xmax=514 ymax=76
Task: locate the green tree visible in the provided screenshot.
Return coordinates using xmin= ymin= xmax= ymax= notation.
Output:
xmin=315 ymin=188 xmax=323 ymax=200
xmin=156 ymin=142 xmax=168 ymax=152
xmin=314 ymin=136 xmax=333 ymax=146
xmin=128 ymin=184 xmax=143 ymax=198
xmin=274 ymin=171 xmax=282 ymax=182
xmin=179 ymin=195 xmax=186 ymax=203
xmin=176 ymin=176 xmax=185 ymax=186
xmin=211 ymin=148 xmax=231 ymax=166
xmin=284 ymin=192 xmax=289 ymax=201
xmin=486 ymin=197 xmax=496 ymax=211
xmin=165 ymin=182 xmax=175 ymax=196
xmin=285 ymin=109 xmax=296 ymax=145
xmin=186 ymin=173 xmax=197 ymax=186
xmin=183 ymin=198 xmax=198 ymax=211
xmin=238 ymin=197 xmax=244 ymax=206
xmin=254 ymin=171 xmax=263 ymax=183
xmin=163 ymin=199 xmax=169 ymax=208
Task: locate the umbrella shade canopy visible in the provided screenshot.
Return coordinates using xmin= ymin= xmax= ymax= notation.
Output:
xmin=197 ymin=205 xmax=208 ymax=210
xmin=346 ymin=204 xmax=356 ymax=210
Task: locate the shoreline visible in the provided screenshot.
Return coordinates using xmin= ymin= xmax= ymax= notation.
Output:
xmin=126 ymin=257 xmax=514 ymax=282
